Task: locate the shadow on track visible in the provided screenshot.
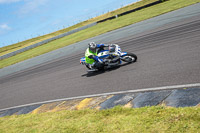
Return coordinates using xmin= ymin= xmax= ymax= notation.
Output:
xmin=81 ymin=62 xmax=134 ymax=77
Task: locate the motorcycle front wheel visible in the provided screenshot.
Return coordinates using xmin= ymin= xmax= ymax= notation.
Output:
xmin=121 ymin=52 xmax=137 ymax=63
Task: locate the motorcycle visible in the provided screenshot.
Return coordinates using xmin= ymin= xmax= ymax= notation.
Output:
xmin=80 ymin=44 xmax=137 ymax=72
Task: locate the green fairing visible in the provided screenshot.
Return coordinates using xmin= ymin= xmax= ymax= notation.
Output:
xmin=85 ymin=48 xmax=97 ymax=64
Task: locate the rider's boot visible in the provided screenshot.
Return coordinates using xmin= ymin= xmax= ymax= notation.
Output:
xmin=87 ymin=63 xmax=98 ymax=72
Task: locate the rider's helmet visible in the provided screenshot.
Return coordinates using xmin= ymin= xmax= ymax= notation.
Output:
xmin=88 ymin=42 xmax=97 ymax=53
xmin=109 ymin=44 xmax=116 ymax=52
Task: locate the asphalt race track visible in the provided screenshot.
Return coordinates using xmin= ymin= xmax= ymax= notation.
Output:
xmin=0 ymin=5 xmax=200 ymax=110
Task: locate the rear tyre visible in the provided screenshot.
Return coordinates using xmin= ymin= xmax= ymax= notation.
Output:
xmin=122 ymin=52 xmax=137 ymax=63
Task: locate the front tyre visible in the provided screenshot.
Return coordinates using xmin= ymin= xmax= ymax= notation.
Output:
xmin=121 ymin=52 xmax=137 ymax=63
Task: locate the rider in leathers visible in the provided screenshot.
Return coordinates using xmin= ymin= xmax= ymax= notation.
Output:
xmin=85 ymin=42 xmax=111 ymax=69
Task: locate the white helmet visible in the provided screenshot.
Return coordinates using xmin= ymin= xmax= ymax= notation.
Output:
xmin=88 ymin=42 xmax=97 ymax=53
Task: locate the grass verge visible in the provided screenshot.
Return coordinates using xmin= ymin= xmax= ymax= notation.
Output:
xmin=0 ymin=0 xmax=200 ymax=68
xmin=0 ymin=0 xmax=158 ymax=56
xmin=0 ymin=106 xmax=199 ymax=132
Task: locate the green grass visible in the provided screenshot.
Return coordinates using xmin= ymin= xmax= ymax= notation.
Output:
xmin=0 ymin=0 xmax=158 ymax=56
xmin=0 ymin=0 xmax=200 ymax=68
xmin=0 ymin=106 xmax=199 ymax=133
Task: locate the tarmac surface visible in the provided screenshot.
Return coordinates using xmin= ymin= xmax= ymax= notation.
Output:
xmin=0 ymin=3 xmax=200 ymax=110
xmin=1 ymin=3 xmax=200 ymax=77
